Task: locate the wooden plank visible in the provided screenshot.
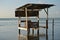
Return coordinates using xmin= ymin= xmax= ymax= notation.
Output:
xmin=18 ymin=27 xmax=27 ymax=30
xmin=16 ymin=9 xmax=40 ymax=11
xmin=15 ymin=11 xmax=38 ymax=17
xmin=39 ymin=26 xmax=46 ymax=28
xmin=18 ymin=26 xmax=46 ymax=30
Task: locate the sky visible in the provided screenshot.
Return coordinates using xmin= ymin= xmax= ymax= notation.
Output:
xmin=0 ymin=0 xmax=60 ymax=18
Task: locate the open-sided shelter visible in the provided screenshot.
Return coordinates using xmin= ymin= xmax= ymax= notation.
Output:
xmin=15 ymin=3 xmax=54 ymax=36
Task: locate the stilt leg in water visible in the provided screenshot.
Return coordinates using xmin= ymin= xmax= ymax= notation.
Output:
xmin=19 ymin=29 xmax=20 ymax=35
xmin=32 ymin=28 xmax=34 ymax=36
xmin=46 ymin=29 xmax=48 ymax=40
xmin=37 ymin=28 xmax=39 ymax=36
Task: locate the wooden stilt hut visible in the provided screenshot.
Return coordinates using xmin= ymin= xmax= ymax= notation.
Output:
xmin=15 ymin=3 xmax=54 ymax=36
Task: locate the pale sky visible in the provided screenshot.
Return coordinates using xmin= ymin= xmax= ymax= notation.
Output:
xmin=0 ymin=0 xmax=60 ymax=18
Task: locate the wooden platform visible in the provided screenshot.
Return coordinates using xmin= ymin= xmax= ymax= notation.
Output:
xmin=18 ymin=26 xmax=46 ymax=31
xmin=18 ymin=27 xmax=27 ymax=30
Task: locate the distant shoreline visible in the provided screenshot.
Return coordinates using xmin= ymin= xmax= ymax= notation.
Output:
xmin=0 ymin=18 xmax=60 ymax=21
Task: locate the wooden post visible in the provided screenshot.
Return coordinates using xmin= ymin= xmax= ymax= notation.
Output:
xmin=25 ymin=8 xmax=30 ymax=40
xmin=25 ymin=8 xmax=28 ymax=28
xmin=46 ymin=29 xmax=48 ymax=40
xmin=25 ymin=7 xmax=28 ymax=33
xmin=46 ymin=20 xmax=48 ymax=29
xmin=27 ymin=28 xmax=29 ymax=40
xmin=32 ymin=28 xmax=34 ymax=36
xmin=37 ymin=15 xmax=39 ymax=37
xmin=18 ymin=17 xmax=20 ymax=35
xmin=18 ymin=17 xmax=20 ymax=27
xmin=52 ymin=18 xmax=54 ymax=40
xmin=46 ymin=8 xmax=48 ymax=40
xmin=37 ymin=28 xmax=39 ymax=36
xmin=46 ymin=8 xmax=48 ymax=29
xmin=44 ymin=8 xmax=48 ymax=29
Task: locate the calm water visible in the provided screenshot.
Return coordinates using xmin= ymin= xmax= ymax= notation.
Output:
xmin=0 ymin=18 xmax=60 ymax=40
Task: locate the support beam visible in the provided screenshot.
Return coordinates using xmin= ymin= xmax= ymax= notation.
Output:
xmin=18 ymin=17 xmax=20 ymax=27
xmin=18 ymin=17 xmax=21 ymax=35
xmin=44 ymin=8 xmax=48 ymax=20
xmin=47 ymin=8 xmax=48 ymax=20
xmin=37 ymin=14 xmax=39 ymax=39
xmin=25 ymin=7 xmax=30 ymax=38
xmin=25 ymin=8 xmax=28 ymax=28
xmin=52 ymin=18 xmax=54 ymax=40
xmin=46 ymin=28 xmax=48 ymax=40
xmin=37 ymin=28 xmax=39 ymax=36
xmin=16 ymin=9 xmax=40 ymax=11
xmin=46 ymin=20 xmax=48 ymax=29
xmin=46 ymin=8 xmax=48 ymax=40
xmin=27 ymin=28 xmax=30 ymax=36
xmin=44 ymin=8 xmax=48 ymax=29
xmin=19 ymin=29 xmax=20 ymax=35
xmin=46 ymin=6 xmax=48 ymax=28
xmin=32 ymin=28 xmax=34 ymax=35
xmin=44 ymin=9 xmax=48 ymax=14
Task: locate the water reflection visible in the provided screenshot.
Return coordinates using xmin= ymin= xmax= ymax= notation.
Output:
xmin=18 ymin=33 xmax=46 ymax=40
xmin=18 ymin=35 xmax=39 ymax=40
xmin=18 ymin=29 xmax=54 ymax=40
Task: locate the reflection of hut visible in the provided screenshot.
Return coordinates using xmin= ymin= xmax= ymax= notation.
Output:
xmin=15 ymin=3 xmax=54 ymax=36
xmin=18 ymin=35 xmax=39 ymax=40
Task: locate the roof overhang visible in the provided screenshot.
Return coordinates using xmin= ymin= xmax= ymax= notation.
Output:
xmin=16 ymin=3 xmax=54 ymax=11
xmin=15 ymin=3 xmax=54 ymax=17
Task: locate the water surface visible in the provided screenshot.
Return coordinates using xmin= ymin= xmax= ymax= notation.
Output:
xmin=0 ymin=18 xmax=60 ymax=40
